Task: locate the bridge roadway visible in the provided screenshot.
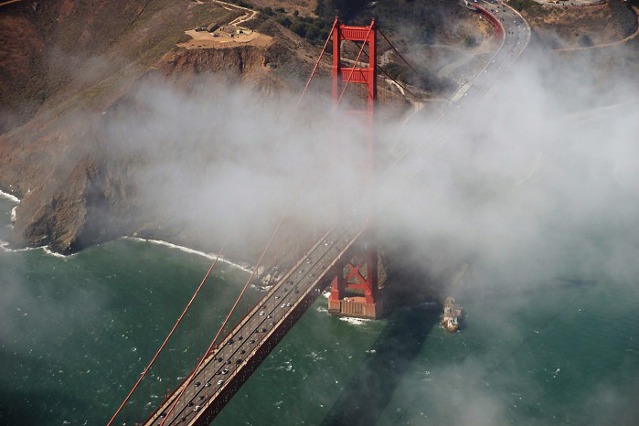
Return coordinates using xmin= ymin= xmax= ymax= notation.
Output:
xmin=145 ymin=219 xmax=368 ymax=425
xmin=463 ymin=0 xmax=531 ymax=101
xmin=143 ymin=4 xmax=531 ymax=425
xmin=391 ymin=0 xmax=530 ymax=163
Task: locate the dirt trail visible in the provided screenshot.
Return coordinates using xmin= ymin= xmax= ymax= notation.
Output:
xmin=229 ymin=8 xmax=257 ymax=27
xmin=213 ymin=0 xmax=258 ymax=27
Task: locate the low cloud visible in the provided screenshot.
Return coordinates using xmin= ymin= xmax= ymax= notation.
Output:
xmin=81 ymin=33 xmax=639 ymax=425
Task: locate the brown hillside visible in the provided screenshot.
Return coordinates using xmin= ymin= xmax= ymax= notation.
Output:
xmin=0 ymin=0 xmax=241 ymax=132
xmin=0 ymin=0 xmax=285 ymax=254
xmin=519 ymin=0 xmax=638 ymax=48
xmin=0 ymin=0 xmax=503 ymax=257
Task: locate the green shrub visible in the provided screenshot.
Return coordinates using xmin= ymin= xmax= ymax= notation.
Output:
xmin=509 ymin=0 xmax=536 ymax=11
xmin=290 ymin=21 xmax=307 ymax=37
xmin=277 ymin=16 xmax=292 ymax=28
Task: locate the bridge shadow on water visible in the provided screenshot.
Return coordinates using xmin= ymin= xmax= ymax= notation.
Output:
xmin=320 ymin=269 xmax=441 ymax=426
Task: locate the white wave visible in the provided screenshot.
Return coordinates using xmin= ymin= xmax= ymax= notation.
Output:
xmin=125 ymin=237 xmax=252 ymax=273
xmin=0 ymin=240 xmax=36 ymax=254
xmin=338 ymin=317 xmax=371 ymax=326
xmin=0 ymin=189 xmax=20 ymax=203
xmin=1 ymin=241 xmax=77 ymax=258
xmin=42 ymin=246 xmax=72 ymax=258
xmin=0 ymin=241 xmax=68 ymax=259
xmin=306 ymin=351 xmax=325 ymax=361
xmin=10 ymin=206 xmax=17 ymax=223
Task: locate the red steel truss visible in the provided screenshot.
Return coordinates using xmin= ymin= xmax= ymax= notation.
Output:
xmin=327 ymin=19 xmax=382 ymax=319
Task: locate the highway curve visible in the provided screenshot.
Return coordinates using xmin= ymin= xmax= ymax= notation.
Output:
xmin=389 ymin=0 xmax=531 ymax=166
xmin=457 ymin=0 xmax=532 ymax=103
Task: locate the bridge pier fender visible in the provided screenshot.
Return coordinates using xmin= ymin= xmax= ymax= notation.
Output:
xmin=328 ymin=235 xmax=384 ymax=319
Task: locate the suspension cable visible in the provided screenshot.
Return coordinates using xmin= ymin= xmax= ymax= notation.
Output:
xmin=355 ymin=47 xmax=424 ymax=102
xmin=106 ymin=239 xmax=229 ymax=426
xmin=378 ymin=28 xmax=434 ymax=90
xmin=159 ymin=203 xmax=293 ymax=425
xmin=299 ymin=17 xmax=339 ymax=104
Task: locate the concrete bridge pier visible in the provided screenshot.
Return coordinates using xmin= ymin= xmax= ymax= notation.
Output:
xmin=328 ymin=237 xmax=384 ymax=319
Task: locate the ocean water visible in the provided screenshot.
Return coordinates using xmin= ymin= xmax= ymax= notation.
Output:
xmin=0 ymin=194 xmax=638 ymax=425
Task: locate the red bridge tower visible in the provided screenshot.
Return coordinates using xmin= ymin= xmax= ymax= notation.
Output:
xmin=327 ymin=19 xmax=383 ymax=319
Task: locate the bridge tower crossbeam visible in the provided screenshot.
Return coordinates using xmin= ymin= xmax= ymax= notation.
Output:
xmin=327 ymin=19 xmax=383 ymax=319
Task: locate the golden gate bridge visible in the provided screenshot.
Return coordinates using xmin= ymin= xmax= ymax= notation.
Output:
xmin=107 ymin=6 xmax=518 ymax=424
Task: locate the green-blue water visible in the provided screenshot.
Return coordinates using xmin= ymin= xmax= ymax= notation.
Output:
xmin=1 ymin=195 xmax=638 ymax=425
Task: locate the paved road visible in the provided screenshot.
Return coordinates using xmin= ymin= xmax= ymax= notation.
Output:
xmin=390 ymin=0 xmax=531 ymax=164
xmin=461 ymin=1 xmax=531 ymax=101
xmin=145 ymin=220 xmax=367 ymax=425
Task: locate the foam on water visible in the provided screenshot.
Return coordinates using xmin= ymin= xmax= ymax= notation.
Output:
xmin=0 ymin=189 xmax=20 ymax=203
xmin=125 ymin=237 xmax=252 ymax=273
xmin=42 ymin=246 xmax=73 ymax=258
xmin=0 ymin=240 xmax=36 ymax=253
xmin=338 ymin=316 xmax=371 ymax=326
xmin=0 ymin=240 xmax=78 ymax=258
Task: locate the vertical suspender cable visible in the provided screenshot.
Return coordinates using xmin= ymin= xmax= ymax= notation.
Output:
xmin=106 ymin=240 xmax=229 ymax=426
xmin=299 ymin=17 xmax=339 ymax=104
xmin=160 ymin=202 xmax=293 ymax=426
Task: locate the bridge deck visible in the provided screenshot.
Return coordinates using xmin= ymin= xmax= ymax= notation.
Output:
xmin=142 ymin=3 xmax=531 ymax=423
xmin=145 ymin=221 xmax=367 ymax=425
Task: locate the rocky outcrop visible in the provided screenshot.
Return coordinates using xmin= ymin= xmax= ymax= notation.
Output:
xmin=0 ymin=107 xmax=138 ymax=253
xmin=1 ymin=44 xmax=279 ymax=254
xmin=158 ymin=45 xmax=284 ymax=94
xmin=0 ymin=0 xmax=281 ymax=253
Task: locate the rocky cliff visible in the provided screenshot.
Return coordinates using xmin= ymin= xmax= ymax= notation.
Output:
xmin=0 ymin=0 xmax=292 ymax=255
xmin=0 ymin=0 xmax=538 ymax=258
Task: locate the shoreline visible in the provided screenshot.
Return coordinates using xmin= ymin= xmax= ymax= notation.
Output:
xmin=124 ymin=237 xmax=253 ymax=274
xmin=0 ymin=191 xmax=253 ymax=274
xmin=0 ymin=236 xmax=254 ymax=273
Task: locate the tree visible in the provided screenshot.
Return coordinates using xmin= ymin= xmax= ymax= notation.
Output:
xmin=306 ymin=26 xmax=320 ymax=41
xmin=277 ymin=16 xmax=292 ymax=28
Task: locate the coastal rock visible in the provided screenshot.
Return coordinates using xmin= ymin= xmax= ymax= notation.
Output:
xmin=0 ymin=1 xmax=284 ymax=254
